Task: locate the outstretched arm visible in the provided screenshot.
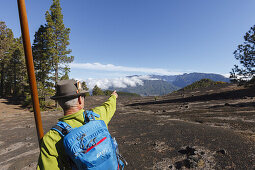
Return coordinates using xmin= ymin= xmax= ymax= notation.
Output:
xmin=91 ymin=91 xmax=118 ymax=126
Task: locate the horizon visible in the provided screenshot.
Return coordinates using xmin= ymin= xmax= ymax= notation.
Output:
xmin=1 ymin=0 xmax=254 ymax=87
xmin=83 ymin=73 xmax=230 ymax=91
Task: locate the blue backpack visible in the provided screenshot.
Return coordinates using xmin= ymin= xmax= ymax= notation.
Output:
xmin=52 ymin=110 xmax=127 ymax=170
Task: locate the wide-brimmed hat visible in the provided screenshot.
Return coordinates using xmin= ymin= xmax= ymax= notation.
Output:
xmin=50 ymin=79 xmax=88 ymax=100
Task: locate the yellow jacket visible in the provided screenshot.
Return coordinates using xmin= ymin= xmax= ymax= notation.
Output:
xmin=37 ymin=95 xmax=116 ymax=170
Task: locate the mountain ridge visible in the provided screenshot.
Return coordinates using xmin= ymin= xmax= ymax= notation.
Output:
xmin=108 ymin=72 xmax=230 ymax=96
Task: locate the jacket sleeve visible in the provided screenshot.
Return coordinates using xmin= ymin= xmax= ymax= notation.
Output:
xmin=37 ymin=131 xmax=65 ymax=170
xmin=91 ymin=94 xmax=117 ymax=126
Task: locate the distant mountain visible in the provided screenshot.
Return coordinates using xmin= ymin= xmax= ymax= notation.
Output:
xmin=148 ymin=75 xmax=177 ymax=82
xmin=109 ymin=80 xmax=178 ymax=96
xmin=107 ymin=73 xmax=230 ymax=96
xmin=151 ymin=73 xmax=230 ymax=88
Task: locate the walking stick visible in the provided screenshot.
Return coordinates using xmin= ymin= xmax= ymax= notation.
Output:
xmin=17 ymin=0 xmax=44 ymax=143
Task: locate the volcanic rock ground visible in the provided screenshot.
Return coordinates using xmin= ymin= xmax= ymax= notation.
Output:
xmin=0 ymin=84 xmax=254 ymax=169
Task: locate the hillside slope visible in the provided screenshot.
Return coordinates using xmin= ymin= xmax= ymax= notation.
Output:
xmin=179 ymin=78 xmax=227 ymax=91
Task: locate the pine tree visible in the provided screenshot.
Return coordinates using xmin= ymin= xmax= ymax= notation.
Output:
xmin=8 ymin=37 xmax=26 ymax=96
xmin=81 ymin=81 xmax=90 ymax=96
xmin=81 ymin=81 xmax=89 ymax=91
xmin=92 ymin=85 xmax=104 ymax=96
xmin=60 ymin=67 xmax=70 ymax=80
xmin=33 ymin=25 xmax=51 ymax=85
xmin=45 ymin=0 xmax=74 ymax=88
xmin=230 ymin=25 xmax=255 ymax=82
xmin=32 ymin=25 xmax=55 ymax=104
xmin=0 ymin=21 xmax=14 ymax=97
xmin=104 ymin=90 xmax=113 ymax=96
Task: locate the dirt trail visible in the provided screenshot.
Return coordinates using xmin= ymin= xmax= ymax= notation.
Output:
xmin=0 ymin=99 xmax=28 ymax=119
xmin=0 ymin=99 xmax=39 ymax=170
xmin=0 ymin=84 xmax=255 ymax=169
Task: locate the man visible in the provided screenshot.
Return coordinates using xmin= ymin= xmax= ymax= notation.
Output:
xmin=37 ymin=79 xmax=118 ymax=170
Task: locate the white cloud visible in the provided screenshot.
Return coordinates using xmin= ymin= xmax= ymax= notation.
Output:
xmin=70 ymin=62 xmax=182 ymax=75
xmin=82 ymin=75 xmax=158 ymax=90
xmin=222 ymin=73 xmax=230 ymax=78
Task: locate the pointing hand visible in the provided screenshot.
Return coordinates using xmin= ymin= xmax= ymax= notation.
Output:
xmin=111 ymin=90 xmax=118 ymax=98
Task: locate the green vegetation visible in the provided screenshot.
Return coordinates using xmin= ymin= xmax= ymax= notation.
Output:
xmin=0 ymin=21 xmax=28 ymax=98
xmin=179 ymin=79 xmax=227 ymax=91
xmin=104 ymin=90 xmax=113 ymax=96
xmin=230 ymin=25 xmax=255 ymax=83
xmin=0 ymin=0 xmax=75 ymax=110
xmin=92 ymin=85 xmax=104 ymax=96
xmin=82 ymin=81 xmax=90 ymax=96
xmin=32 ymin=0 xmax=73 ymax=108
xmin=44 ymin=0 xmax=74 ymax=85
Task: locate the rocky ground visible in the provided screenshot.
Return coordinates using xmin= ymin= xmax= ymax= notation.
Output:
xmin=0 ymin=84 xmax=254 ymax=169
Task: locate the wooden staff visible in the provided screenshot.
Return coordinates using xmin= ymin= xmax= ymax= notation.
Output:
xmin=17 ymin=0 xmax=44 ymax=142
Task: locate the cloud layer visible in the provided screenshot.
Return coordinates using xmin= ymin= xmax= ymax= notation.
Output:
xmin=70 ymin=62 xmax=182 ymax=75
xmin=70 ymin=62 xmax=230 ymax=90
xmin=85 ymin=75 xmax=157 ymax=90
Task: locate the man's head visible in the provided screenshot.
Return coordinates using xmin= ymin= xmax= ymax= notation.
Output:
xmin=57 ymin=96 xmax=84 ymax=110
xmin=50 ymin=80 xmax=88 ymax=113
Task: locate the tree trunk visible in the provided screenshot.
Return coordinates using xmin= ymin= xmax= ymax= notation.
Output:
xmin=0 ymin=62 xmax=4 ymax=97
xmin=13 ymin=62 xmax=17 ymax=96
xmin=55 ymin=63 xmax=59 ymax=107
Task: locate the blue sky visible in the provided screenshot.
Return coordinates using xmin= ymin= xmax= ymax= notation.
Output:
xmin=1 ymin=0 xmax=255 ymax=83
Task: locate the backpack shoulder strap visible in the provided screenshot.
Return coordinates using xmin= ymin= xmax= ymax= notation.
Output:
xmin=83 ymin=110 xmax=100 ymax=123
xmin=52 ymin=121 xmax=72 ymax=137
xmin=52 ymin=110 xmax=100 ymax=136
